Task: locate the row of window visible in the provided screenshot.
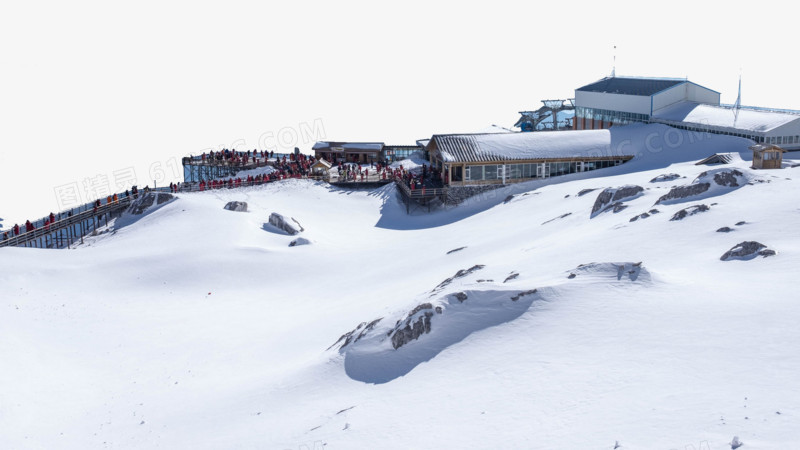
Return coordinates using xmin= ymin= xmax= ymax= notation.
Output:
xmin=768 ymin=135 xmax=799 ymax=146
xmin=663 ymin=124 xmax=799 ymax=147
xmin=576 ymin=107 xmax=650 ymax=123
xmin=463 ymin=160 xmax=624 ymax=181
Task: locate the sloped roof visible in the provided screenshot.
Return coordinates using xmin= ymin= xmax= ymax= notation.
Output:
xmin=577 ymin=77 xmax=685 ymax=96
xmin=749 ymin=144 xmax=786 ymax=153
xmin=311 ymin=158 xmax=332 ymax=169
xmin=430 ymin=130 xmax=618 ymax=163
xmin=654 ymin=101 xmax=800 ymax=133
xmin=695 ymin=153 xmax=742 ymax=165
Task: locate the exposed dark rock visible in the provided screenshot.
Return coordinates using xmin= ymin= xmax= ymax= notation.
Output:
xmin=223 ymin=201 xmax=248 ymax=212
xmin=656 ymin=183 xmax=711 ymax=204
xmin=720 ymin=241 xmax=775 ymax=261
xmin=542 ymin=212 xmax=572 ymax=225
xmin=503 ymin=195 xmax=515 ymax=204
xmin=670 ymin=204 xmax=710 ymax=221
xmin=447 ymin=246 xmax=466 ymax=255
xmin=503 ymin=272 xmax=519 ymax=283
xmin=127 ymin=192 xmax=174 ymax=215
xmin=735 ymin=221 xmax=746 ymax=226
xmin=649 ymin=209 xmax=660 ymax=214
xmin=650 ymin=173 xmax=681 ymax=183
xmin=454 ymin=292 xmax=468 ymax=302
xmin=577 ymin=188 xmax=597 ymax=197
xmin=476 ymin=279 xmax=493 ymax=283
xmin=408 ymin=303 xmax=434 ymax=317
xmin=567 ymin=273 xmax=577 ymax=279
xmin=591 ymin=189 xmax=614 ymax=215
xmin=328 ymin=317 xmax=383 ymax=351
xmin=611 ymin=203 xmax=628 ymax=213
xmin=629 ymin=212 xmax=650 ymax=222
xmin=716 ymin=227 xmax=733 ymax=233
xmin=564 ymin=194 xmax=570 ymax=198
xmin=268 ymin=213 xmax=304 ymax=235
xmin=510 ymin=289 xmax=537 ymax=302
xmin=289 ymin=237 xmax=311 ymax=247
xmin=431 ymin=265 xmax=485 ymax=294
xmin=390 ymin=307 xmax=435 ymax=350
xmin=612 ymin=185 xmax=644 ymax=202
xmin=713 ymin=169 xmax=744 ymax=187
xmin=592 ymin=186 xmax=643 ymax=216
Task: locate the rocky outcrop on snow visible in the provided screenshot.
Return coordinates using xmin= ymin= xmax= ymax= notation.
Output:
xmin=712 ymin=169 xmax=744 ymax=187
xmin=223 ymin=201 xmax=248 ymax=212
xmin=328 ymin=318 xmax=383 ymax=351
xmin=716 ymin=227 xmax=733 ymax=233
xmin=503 ymin=272 xmax=519 ymax=283
xmin=720 ymin=241 xmax=776 ymax=261
xmin=339 ymin=286 xmax=541 ymax=383
xmin=577 ymin=188 xmax=597 ymax=197
xmin=629 ymin=209 xmax=660 ymax=222
xmin=650 ymin=173 xmax=682 ymax=183
xmin=431 ymin=265 xmax=485 ymax=295
xmin=670 ymin=204 xmax=710 ymax=221
xmin=126 ymin=192 xmax=174 ymax=215
xmin=542 ymin=212 xmax=572 ymax=225
xmin=656 ymin=169 xmax=748 ymax=205
xmin=447 ymin=246 xmax=466 ymax=255
xmin=390 ymin=303 xmax=438 ymax=349
xmin=591 ymin=185 xmax=644 ymax=217
xmin=656 ymin=182 xmax=710 ymax=204
xmin=268 ymin=213 xmax=304 ymax=235
xmin=289 ymin=237 xmax=311 ymax=247
xmin=567 ymin=262 xmax=649 ymax=282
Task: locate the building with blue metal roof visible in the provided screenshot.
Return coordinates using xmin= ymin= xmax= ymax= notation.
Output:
xmin=574 ymin=76 xmax=720 ymax=131
xmin=573 ymin=76 xmax=800 ymax=150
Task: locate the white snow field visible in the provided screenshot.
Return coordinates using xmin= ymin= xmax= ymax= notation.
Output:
xmin=2 ymin=124 xmax=800 ymax=449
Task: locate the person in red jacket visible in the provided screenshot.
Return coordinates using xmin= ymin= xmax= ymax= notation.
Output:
xmin=13 ymin=224 xmax=20 ymax=236
xmin=49 ymin=212 xmax=56 ymax=224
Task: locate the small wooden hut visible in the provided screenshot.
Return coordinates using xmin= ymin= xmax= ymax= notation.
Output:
xmin=310 ymin=158 xmax=332 ymax=177
xmin=750 ymin=144 xmax=784 ymax=169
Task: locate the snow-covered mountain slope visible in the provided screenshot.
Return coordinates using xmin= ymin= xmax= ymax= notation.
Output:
xmin=2 ymin=125 xmax=800 ymax=449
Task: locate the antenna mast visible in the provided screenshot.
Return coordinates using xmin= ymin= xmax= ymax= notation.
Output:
xmin=611 ymin=45 xmax=616 ymax=77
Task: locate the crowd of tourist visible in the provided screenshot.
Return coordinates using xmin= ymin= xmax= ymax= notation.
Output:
xmin=195 ymin=149 xmax=277 ymax=166
xmin=2 ymin=152 xmax=444 ymax=243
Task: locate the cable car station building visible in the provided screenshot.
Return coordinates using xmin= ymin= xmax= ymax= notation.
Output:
xmin=574 ymin=76 xmax=800 ymax=151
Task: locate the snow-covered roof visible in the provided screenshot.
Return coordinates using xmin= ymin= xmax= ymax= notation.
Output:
xmin=430 ymin=130 xmax=619 ymax=163
xmin=695 ymin=153 xmax=742 ymax=166
xmin=474 ymin=124 xmax=515 ymax=134
xmin=654 ymin=101 xmax=800 ymax=133
xmin=312 ymin=158 xmax=332 ymax=169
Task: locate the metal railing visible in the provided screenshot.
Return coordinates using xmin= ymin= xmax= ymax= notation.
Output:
xmin=1 ymin=197 xmax=132 ymax=249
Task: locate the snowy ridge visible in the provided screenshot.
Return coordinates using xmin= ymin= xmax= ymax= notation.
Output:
xmin=1 ymin=124 xmax=800 ymax=449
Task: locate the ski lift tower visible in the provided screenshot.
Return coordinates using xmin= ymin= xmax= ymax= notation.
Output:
xmin=515 ymin=99 xmax=575 ymax=132
xmin=541 ymin=99 xmax=575 ymax=131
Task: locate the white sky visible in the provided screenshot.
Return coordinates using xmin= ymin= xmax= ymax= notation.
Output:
xmin=0 ymin=0 xmax=796 ymax=227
